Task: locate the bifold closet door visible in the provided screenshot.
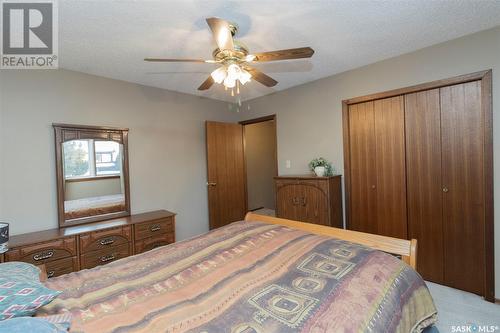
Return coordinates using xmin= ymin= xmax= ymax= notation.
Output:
xmin=373 ymin=96 xmax=407 ymax=239
xmin=348 ymin=97 xmax=406 ymax=237
xmin=440 ymin=81 xmax=485 ymax=295
xmin=348 ymin=101 xmax=378 ymax=234
xmin=405 ymin=89 xmax=444 ymax=284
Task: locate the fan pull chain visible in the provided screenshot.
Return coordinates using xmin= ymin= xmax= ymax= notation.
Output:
xmin=231 ymin=89 xmax=234 ymax=97
xmin=236 ymin=81 xmax=240 ymax=95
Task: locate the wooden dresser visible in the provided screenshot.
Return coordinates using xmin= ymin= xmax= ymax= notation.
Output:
xmin=5 ymin=210 xmax=175 ymax=278
xmin=275 ymin=175 xmax=343 ymax=228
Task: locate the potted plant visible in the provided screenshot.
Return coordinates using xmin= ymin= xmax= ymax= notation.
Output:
xmin=309 ymin=157 xmax=334 ymax=177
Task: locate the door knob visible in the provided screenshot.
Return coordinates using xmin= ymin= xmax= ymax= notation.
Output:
xmin=371 ymin=185 xmax=376 ymax=190
xmin=206 ymin=182 xmax=217 ymax=187
xmin=442 ymin=186 xmax=449 ymax=193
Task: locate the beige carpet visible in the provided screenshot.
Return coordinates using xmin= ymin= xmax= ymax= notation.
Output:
xmin=426 ymin=282 xmax=500 ymax=332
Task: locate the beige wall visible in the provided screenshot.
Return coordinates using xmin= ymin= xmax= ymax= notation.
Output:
xmin=0 ymin=69 xmax=239 ymax=240
xmin=238 ymin=26 xmax=500 ymax=297
xmin=245 ymin=121 xmax=276 ymax=210
xmin=65 ymin=177 xmax=122 ymax=201
xmin=1 ymin=25 xmax=499 ymax=296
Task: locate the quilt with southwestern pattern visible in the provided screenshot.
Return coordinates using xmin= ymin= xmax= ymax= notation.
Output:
xmin=39 ymin=221 xmax=437 ymax=333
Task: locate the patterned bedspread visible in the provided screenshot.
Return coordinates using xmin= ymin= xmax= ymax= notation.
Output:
xmin=40 ymin=221 xmax=437 ymax=333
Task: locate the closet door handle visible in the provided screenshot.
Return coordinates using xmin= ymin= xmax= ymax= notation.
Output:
xmin=301 ymin=197 xmax=307 ymax=206
xmin=442 ymin=186 xmax=449 ymax=193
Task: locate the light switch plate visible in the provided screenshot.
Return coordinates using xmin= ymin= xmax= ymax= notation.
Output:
xmin=285 ymin=160 xmax=291 ymax=169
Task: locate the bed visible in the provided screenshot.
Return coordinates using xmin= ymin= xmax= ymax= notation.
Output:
xmin=38 ymin=213 xmax=437 ymax=332
xmin=64 ymin=194 xmax=126 ymax=220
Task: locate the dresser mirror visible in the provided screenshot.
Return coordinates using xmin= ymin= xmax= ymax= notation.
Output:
xmin=53 ymin=124 xmax=131 ymax=228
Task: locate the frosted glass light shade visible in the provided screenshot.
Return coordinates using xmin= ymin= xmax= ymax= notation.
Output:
xmin=211 ymin=64 xmax=254 ymax=89
xmin=210 ymin=67 xmax=227 ymax=84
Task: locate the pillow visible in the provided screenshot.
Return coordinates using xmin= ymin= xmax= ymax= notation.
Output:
xmin=0 ymin=262 xmax=41 ymax=282
xmin=38 ymin=312 xmax=73 ymax=330
xmin=0 ymin=316 xmax=69 ymax=333
xmin=0 ymin=277 xmax=60 ymax=320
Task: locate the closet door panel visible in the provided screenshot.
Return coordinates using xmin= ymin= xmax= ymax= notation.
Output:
xmin=348 ymin=102 xmax=377 ymax=234
xmin=440 ymin=81 xmax=484 ymax=295
xmin=373 ymin=96 xmax=407 ymax=238
xmin=405 ymin=89 xmax=444 ymax=283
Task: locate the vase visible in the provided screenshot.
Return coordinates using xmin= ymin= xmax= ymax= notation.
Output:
xmin=314 ymin=166 xmax=326 ymax=177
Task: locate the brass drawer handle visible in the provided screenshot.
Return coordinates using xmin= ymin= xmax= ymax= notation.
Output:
xmin=100 ymin=237 xmax=115 ymax=246
xmin=100 ymin=254 xmax=115 ymax=263
xmin=47 ymin=270 xmax=55 ymax=278
xmin=33 ymin=250 xmax=54 ymax=261
xmin=150 ymin=225 xmax=161 ymax=232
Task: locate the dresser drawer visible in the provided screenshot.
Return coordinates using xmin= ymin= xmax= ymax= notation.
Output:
xmin=134 ymin=218 xmax=173 ymax=241
xmin=79 ymin=226 xmax=131 ymax=254
xmin=42 ymin=256 xmax=78 ymax=279
xmin=6 ymin=237 xmax=77 ymax=264
xmin=80 ymin=243 xmax=130 ymax=269
xmin=135 ymin=233 xmax=174 ymax=254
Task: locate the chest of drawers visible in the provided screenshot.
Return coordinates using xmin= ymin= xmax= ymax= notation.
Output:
xmin=6 ymin=237 xmax=79 ymax=278
xmin=6 ymin=210 xmax=176 ymax=278
xmin=275 ymin=176 xmax=343 ymax=228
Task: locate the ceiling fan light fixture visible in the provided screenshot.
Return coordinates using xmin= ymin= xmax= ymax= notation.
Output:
xmin=239 ymin=69 xmax=252 ymax=85
xmin=226 ymin=64 xmax=241 ymax=80
xmin=210 ymin=66 xmax=227 ymax=84
xmin=223 ymin=76 xmax=236 ymax=88
xmin=146 ymin=17 xmax=314 ymax=93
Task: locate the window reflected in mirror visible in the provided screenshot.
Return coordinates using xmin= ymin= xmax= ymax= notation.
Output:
xmin=63 ymin=139 xmax=125 ymax=221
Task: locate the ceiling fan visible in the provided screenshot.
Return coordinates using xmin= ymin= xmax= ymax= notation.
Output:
xmin=144 ymin=17 xmax=314 ymax=94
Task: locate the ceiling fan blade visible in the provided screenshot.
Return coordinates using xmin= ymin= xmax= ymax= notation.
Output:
xmin=206 ymin=17 xmax=234 ymax=51
xmin=244 ymin=66 xmax=278 ymax=87
xmin=251 ymin=47 xmax=314 ymax=62
xmin=198 ymin=76 xmax=215 ymax=90
xmin=144 ymin=58 xmax=213 ymax=63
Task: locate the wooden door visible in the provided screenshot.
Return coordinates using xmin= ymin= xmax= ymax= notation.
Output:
xmin=373 ymin=96 xmax=407 ymax=238
xmin=405 ymin=89 xmax=444 ymax=283
xmin=206 ymin=121 xmax=247 ymax=229
xmin=348 ymin=101 xmax=378 ymax=234
xmin=440 ymin=82 xmax=485 ymax=295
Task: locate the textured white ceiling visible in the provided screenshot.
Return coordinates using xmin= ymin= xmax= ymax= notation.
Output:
xmin=59 ymin=0 xmax=500 ymax=102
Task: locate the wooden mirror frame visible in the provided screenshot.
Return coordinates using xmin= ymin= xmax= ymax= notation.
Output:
xmin=53 ymin=124 xmax=131 ymax=228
